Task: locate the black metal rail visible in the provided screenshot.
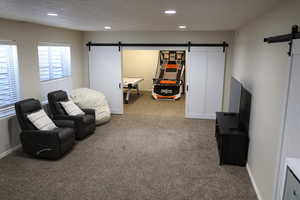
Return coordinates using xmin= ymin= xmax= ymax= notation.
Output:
xmin=86 ymin=41 xmax=229 ymax=52
xmin=264 ymin=25 xmax=300 ymax=56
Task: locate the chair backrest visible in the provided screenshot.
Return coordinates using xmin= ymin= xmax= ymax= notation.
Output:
xmin=47 ymin=90 xmax=68 ymax=116
xmin=15 ymin=98 xmax=42 ymax=130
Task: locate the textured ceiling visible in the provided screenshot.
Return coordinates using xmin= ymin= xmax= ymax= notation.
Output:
xmin=0 ymin=0 xmax=281 ymax=31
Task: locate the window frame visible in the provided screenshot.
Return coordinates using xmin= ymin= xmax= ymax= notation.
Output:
xmin=37 ymin=42 xmax=72 ymax=83
xmin=0 ymin=40 xmax=21 ymax=117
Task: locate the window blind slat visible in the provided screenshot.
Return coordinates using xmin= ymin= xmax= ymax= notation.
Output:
xmin=0 ymin=45 xmax=19 ymax=109
xmin=38 ymin=46 xmax=70 ymax=81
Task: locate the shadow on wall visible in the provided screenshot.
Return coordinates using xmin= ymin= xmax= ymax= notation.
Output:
xmin=7 ymin=115 xmax=21 ymax=149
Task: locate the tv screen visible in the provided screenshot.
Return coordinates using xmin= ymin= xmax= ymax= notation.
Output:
xmin=229 ymin=77 xmax=242 ymax=112
xmin=239 ymin=86 xmax=252 ymax=131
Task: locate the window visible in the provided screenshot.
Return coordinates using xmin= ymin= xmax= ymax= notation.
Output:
xmin=0 ymin=43 xmax=19 ymax=112
xmin=38 ymin=45 xmax=72 ymax=102
xmin=38 ymin=45 xmax=71 ymax=81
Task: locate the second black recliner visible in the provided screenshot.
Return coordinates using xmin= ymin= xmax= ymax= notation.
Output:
xmin=47 ymin=90 xmax=96 ymax=140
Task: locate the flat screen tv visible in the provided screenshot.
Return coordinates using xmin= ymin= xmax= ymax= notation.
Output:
xmin=229 ymin=77 xmax=242 ymax=112
xmin=239 ymin=86 xmax=252 ymax=131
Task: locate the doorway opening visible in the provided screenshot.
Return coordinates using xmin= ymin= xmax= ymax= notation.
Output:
xmin=122 ymin=49 xmax=186 ymax=118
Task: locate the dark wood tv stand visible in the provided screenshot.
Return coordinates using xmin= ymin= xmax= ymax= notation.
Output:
xmin=215 ymin=112 xmax=249 ymax=166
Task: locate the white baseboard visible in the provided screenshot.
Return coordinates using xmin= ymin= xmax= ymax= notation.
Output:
xmin=247 ymin=163 xmax=263 ymax=200
xmin=0 ymin=144 xmax=21 ymax=160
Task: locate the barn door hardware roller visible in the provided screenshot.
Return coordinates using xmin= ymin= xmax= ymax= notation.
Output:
xmin=118 ymin=41 xmax=122 ymax=51
xmin=264 ymin=25 xmax=300 ymax=56
xmin=188 ymin=41 xmax=191 ymax=52
xmin=87 ymin=41 xmax=92 ymax=51
xmin=222 ymin=41 xmax=227 ymax=52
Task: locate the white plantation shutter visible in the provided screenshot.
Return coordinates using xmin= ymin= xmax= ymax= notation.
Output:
xmin=0 ymin=44 xmax=19 ymax=112
xmin=38 ymin=45 xmax=72 ymax=102
xmin=38 ymin=46 xmax=71 ymax=81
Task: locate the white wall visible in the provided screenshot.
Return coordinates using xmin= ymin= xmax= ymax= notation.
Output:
xmin=40 ymin=77 xmax=73 ymax=102
xmin=0 ymin=18 xmax=84 ymax=157
xmin=123 ymin=50 xmax=159 ymax=91
xmin=83 ymin=31 xmax=234 ymax=111
xmin=231 ymin=0 xmax=300 ymax=199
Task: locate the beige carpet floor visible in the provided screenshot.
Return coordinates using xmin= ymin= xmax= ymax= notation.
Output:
xmin=0 ymin=92 xmax=257 ymax=200
xmin=124 ymin=91 xmax=185 ymax=117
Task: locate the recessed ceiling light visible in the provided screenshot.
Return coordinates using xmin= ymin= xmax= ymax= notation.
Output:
xmin=104 ymin=26 xmax=111 ymax=30
xmin=164 ymin=10 xmax=176 ymax=14
xmin=178 ymin=25 xmax=187 ymax=29
xmin=47 ymin=13 xmax=58 ymax=16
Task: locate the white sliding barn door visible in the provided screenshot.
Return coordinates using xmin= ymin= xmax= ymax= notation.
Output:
xmin=186 ymin=47 xmax=225 ymax=119
xmin=276 ymin=39 xmax=300 ymax=199
xmin=89 ymin=46 xmax=123 ymax=114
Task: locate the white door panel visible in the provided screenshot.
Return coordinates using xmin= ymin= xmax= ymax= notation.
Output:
xmin=187 ymin=51 xmax=207 ymax=118
xmin=89 ymin=46 xmax=123 ymax=114
xmin=206 ymin=51 xmax=225 ymax=116
xmin=186 ymin=47 xmax=225 ymax=119
xmin=276 ymin=39 xmax=300 ymax=199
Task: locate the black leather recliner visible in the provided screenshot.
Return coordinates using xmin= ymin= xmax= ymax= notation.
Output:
xmin=15 ymin=99 xmax=76 ymax=160
xmin=47 ymin=90 xmax=96 ymax=140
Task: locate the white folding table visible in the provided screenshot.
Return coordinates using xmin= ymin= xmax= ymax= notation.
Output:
xmin=123 ymin=77 xmax=144 ymax=104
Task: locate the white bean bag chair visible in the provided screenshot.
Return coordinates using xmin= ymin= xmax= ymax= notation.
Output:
xmin=70 ymin=88 xmax=111 ymax=125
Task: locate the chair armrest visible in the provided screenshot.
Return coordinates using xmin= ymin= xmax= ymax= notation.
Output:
xmin=21 ymin=130 xmax=60 ymax=146
xmin=82 ymin=109 xmax=96 ymax=123
xmin=53 ymin=115 xmax=82 ymax=121
xmin=53 ymin=115 xmax=84 ymax=129
xmin=82 ymin=108 xmax=95 ymax=115
xmin=53 ymin=115 xmax=70 ymax=121
xmin=54 ymin=120 xmax=74 ymax=128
